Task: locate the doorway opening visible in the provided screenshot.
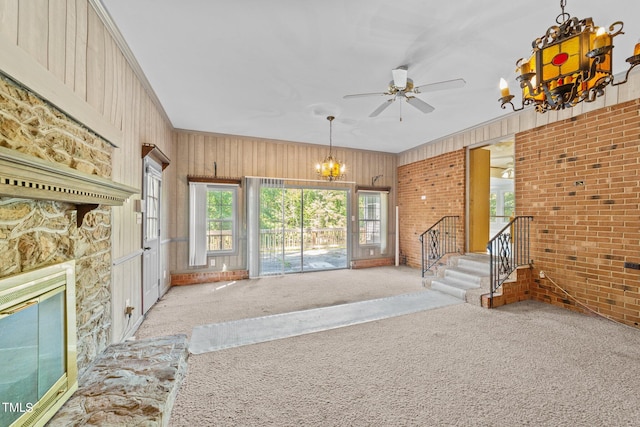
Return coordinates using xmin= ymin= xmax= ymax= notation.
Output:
xmin=467 ymin=139 xmax=515 ymax=253
xmin=259 ymin=185 xmax=349 ymax=275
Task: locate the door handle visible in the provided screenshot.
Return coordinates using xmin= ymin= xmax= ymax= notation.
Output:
xmin=144 ymin=246 xmax=151 ymax=250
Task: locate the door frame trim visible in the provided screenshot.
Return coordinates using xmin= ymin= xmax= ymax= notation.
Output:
xmin=465 ymin=135 xmax=515 ymax=253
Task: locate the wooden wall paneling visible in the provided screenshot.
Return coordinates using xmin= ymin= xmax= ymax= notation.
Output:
xmin=251 ymin=138 xmax=258 ymax=175
xmin=228 ymin=137 xmax=238 ymax=177
xmin=64 ymin=0 xmax=76 ymax=89
xmin=73 ymin=0 xmax=87 ymax=100
xmin=175 ymin=136 xmax=189 ymax=271
xmin=224 ymin=137 xmax=231 ymax=177
xmin=112 ymin=42 xmax=124 ymax=132
xmin=230 ymin=138 xmax=242 ymax=177
xmin=111 ymin=264 xmax=124 ymax=341
xmin=305 ymin=144 xmax=314 ymax=179
xmin=211 ymin=135 xmax=219 ymax=175
xmin=188 ymin=132 xmax=197 ymax=174
xmin=86 ymin=6 xmax=105 ymax=115
xmin=214 ymin=136 xmax=223 ymax=175
xmin=122 ymin=70 xmax=136 ymax=184
xmin=258 ymin=140 xmax=268 ymax=176
xmin=195 ymin=133 xmax=205 ymax=175
xmin=202 ymin=135 xmax=212 ymax=175
xmin=103 ymin=35 xmax=116 ymax=126
xmin=0 ymin=0 xmax=18 ymax=42
xmin=167 ymin=132 xmax=178 ymax=240
xmin=277 ymin=142 xmax=285 ymax=177
xmin=17 ymin=0 xmax=48 ymax=67
xmin=238 ymin=136 xmax=248 ymax=176
xmin=355 ymin=150 xmax=364 ymax=184
xmin=140 ymin=92 xmax=149 ymax=143
xmin=48 ymin=0 xmax=67 ymax=81
xmin=288 ymin=144 xmax=297 ymax=178
xmin=254 ymin=140 xmax=263 ymax=176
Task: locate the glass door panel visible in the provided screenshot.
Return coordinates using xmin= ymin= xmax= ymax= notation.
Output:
xmin=259 ymin=186 xmax=285 ymax=276
xmin=0 ymin=304 xmax=38 ymax=426
xmin=302 ymin=189 xmax=347 ymax=271
xmin=258 ymin=185 xmax=348 ymax=276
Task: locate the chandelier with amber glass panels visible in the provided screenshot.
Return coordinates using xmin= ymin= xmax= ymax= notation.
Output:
xmin=499 ymin=0 xmax=640 ymax=113
xmin=315 ymin=116 xmax=346 ymax=181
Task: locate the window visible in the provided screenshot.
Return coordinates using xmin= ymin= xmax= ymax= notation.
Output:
xmin=189 ymin=182 xmax=238 ymax=266
xmin=358 ymin=192 xmax=381 ymax=245
xmin=503 ymin=191 xmax=515 ymax=219
xmin=206 ymin=186 xmax=237 ymax=253
xmin=489 ymin=192 xmax=497 ymax=222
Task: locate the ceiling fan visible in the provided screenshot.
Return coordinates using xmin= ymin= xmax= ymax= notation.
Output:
xmin=343 ymin=66 xmax=465 ymax=120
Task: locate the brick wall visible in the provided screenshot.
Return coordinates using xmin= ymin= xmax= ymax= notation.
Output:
xmin=350 ymin=257 xmax=395 ymax=269
xmin=397 ymin=149 xmax=466 ymax=269
xmin=517 ymin=99 xmax=640 ymax=328
xmin=171 ymin=269 xmax=249 ymax=286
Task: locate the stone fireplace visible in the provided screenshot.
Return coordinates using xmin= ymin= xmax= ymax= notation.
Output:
xmin=0 ymin=68 xmax=136 ymax=425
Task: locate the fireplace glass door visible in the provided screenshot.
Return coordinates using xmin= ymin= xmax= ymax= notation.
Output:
xmin=0 ymin=287 xmax=65 ymax=426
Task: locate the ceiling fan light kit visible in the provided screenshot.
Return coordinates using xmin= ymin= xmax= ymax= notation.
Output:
xmin=315 ymin=116 xmax=346 ymax=181
xmin=343 ymin=67 xmax=465 ymax=121
xmin=499 ymin=0 xmax=640 ymax=113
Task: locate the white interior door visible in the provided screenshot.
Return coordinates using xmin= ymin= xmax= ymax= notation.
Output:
xmin=142 ymin=159 xmax=162 ymax=314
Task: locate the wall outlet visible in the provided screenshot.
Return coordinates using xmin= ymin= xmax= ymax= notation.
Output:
xmin=539 ymin=270 xmax=545 ymax=278
xmin=209 ymin=258 xmax=216 ymax=267
xmin=369 ymin=249 xmax=374 ymax=256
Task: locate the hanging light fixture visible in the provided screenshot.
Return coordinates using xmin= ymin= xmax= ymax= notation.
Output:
xmin=315 ymin=116 xmax=346 ymax=181
xmin=499 ymin=0 xmax=640 ymax=113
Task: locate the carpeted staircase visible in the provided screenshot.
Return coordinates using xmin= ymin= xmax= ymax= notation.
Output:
xmin=423 ymin=253 xmax=494 ymax=306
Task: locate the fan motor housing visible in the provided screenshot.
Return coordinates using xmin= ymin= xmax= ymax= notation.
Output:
xmin=389 ymin=78 xmax=414 ymax=93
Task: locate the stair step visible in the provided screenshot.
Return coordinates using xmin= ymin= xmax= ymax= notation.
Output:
xmin=455 ymin=256 xmax=490 ymax=275
xmin=430 ymin=277 xmax=481 ymax=300
xmin=444 ymin=267 xmax=485 ymax=285
xmin=423 ymin=254 xmax=492 ymax=304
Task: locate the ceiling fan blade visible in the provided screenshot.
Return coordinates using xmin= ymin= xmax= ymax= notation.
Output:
xmin=406 ymin=96 xmax=435 ymax=114
xmin=391 ymin=67 xmax=408 ymax=89
xmin=343 ymin=92 xmax=390 ymax=99
xmin=413 ymin=78 xmax=466 ymax=94
xmin=369 ymin=99 xmax=394 ymax=117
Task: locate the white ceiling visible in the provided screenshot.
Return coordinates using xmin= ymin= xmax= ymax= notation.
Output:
xmin=99 ymin=0 xmax=640 ymax=154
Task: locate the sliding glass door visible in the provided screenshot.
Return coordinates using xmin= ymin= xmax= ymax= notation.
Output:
xmin=259 ymin=185 xmax=348 ymax=275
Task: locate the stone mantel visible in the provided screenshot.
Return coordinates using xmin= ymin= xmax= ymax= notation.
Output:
xmin=0 ymin=145 xmax=138 ymax=225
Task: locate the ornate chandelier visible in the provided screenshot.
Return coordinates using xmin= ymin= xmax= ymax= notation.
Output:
xmin=315 ymin=116 xmax=346 ymax=181
xmin=499 ymin=0 xmax=640 ymax=113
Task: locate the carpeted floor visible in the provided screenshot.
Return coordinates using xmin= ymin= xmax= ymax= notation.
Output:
xmin=135 ymin=266 xmax=640 ymax=426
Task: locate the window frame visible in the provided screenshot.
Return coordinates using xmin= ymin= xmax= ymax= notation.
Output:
xmin=358 ymin=191 xmax=382 ymax=247
xmin=205 ymin=184 xmax=238 ymax=255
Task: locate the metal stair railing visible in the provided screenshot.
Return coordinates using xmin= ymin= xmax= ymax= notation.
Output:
xmin=419 ymin=216 xmax=459 ymax=277
xmin=487 ymin=216 xmax=534 ymax=305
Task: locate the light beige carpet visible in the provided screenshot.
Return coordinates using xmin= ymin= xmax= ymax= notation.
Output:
xmin=136 ymin=266 xmax=640 ymax=426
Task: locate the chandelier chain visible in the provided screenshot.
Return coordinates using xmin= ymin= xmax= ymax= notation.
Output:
xmin=328 ymin=116 xmax=333 ymax=153
xmin=557 ymin=0 xmax=570 ymax=24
